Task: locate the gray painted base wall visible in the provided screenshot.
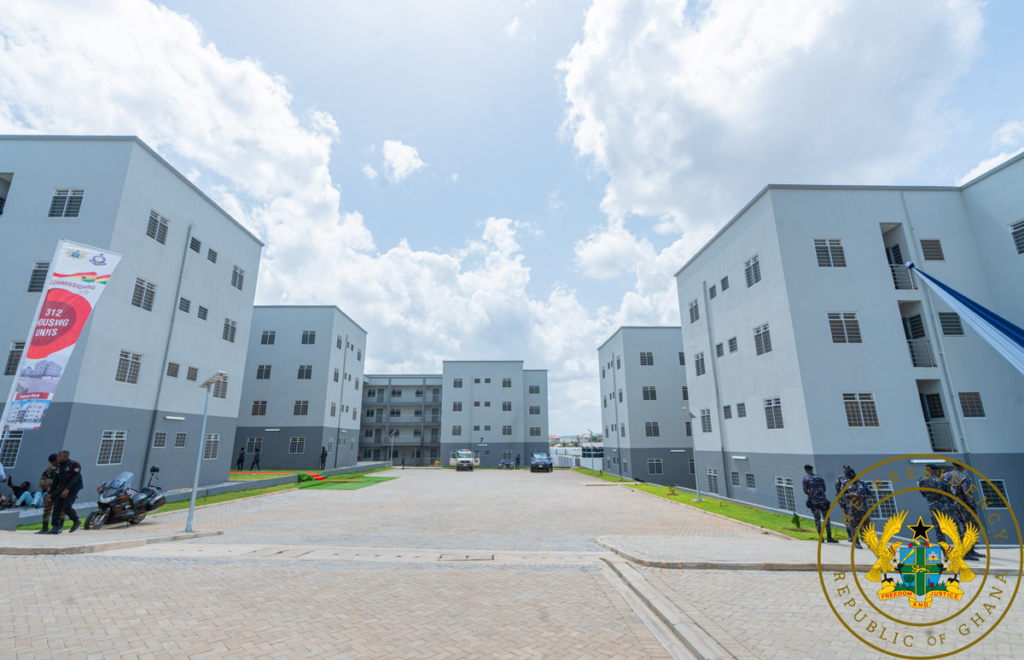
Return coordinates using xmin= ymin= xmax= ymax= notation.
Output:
xmin=440 ymin=440 xmax=550 ymax=467
xmin=622 ymin=447 xmax=696 ymax=490
xmin=233 ymin=426 xmax=359 ymax=470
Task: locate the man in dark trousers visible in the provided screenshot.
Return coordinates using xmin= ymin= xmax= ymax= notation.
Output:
xmin=802 ymin=465 xmax=838 ymax=543
xmin=47 ymin=450 xmax=82 ymax=534
xmin=37 ymin=454 xmax=64 ymax=534
xmin=249 ymin=449 xmax=261 ymax=471
xmin=320 ymin=447 xmax=328 ymax=470
xmin=941 ymin=464 xmax=985 ymax=560
xmin=515 ymin=454 xmax=521 ymax=470
xmin=236 ymin=447 xmax=246 ymax=471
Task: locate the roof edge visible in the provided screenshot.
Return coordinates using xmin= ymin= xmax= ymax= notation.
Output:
xmin=253 ymin=304 xmax=368 ymax=334
xmin=597 ymin=326 xmax=683 ymax=352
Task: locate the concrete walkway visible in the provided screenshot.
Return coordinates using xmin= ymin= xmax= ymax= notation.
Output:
xmin=0 ymin=528 xmax=222 ymax=555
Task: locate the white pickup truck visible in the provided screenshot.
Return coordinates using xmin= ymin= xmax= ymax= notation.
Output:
xmin=450 ymin=449 xmax=479 ymax=471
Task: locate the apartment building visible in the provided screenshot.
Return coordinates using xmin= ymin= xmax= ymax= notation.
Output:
xmin=0 ymin=136 xmax=263 ymax=491
xmin=234 ymin=306 xmax=366 ymax=470
xmin=598 ymin=327 xmax=695 ymax=489
xmin=674 ymin=154 xmax=1024 ymax=544
xmin=360 ymin=361 xmax=549 ymax=467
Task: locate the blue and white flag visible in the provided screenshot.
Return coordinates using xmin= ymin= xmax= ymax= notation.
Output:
xmin=907 ymin=262 xmax=1024 ymax=376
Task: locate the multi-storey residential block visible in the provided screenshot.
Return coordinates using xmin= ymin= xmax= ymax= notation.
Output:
xmin=360 ymin=374 xmax=444 ymax=465
xmin=598 ymin=327 xmax=694 ymax=488
xmin=234 ymin=306 xmax=366 ymax=470
xmin=0 ymin=136 xmax=263 ymax=491
xmin=674 ymin=154 xmax=1024 ymax=544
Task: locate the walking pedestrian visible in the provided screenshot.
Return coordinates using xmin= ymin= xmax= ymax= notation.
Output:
xmin=47 ymin=450 xmax=83 ymax=534
xmin=515 ymin=454 xmax=521 ymax=470
xmin=835 ymin=466 xmax=853 ymax=541
xmin=249 ymin=449 xmax=261 ymax=471
xmin=401 ymin=455 xmax=405 ymax=470
xmin=37 ymin=454 xmax=64 ymax=534
xmin=236 ymin=447 xmax=246 ymax=471
xmin=320 ymin=447 xmax=328 ymax=470
xmin=941 ymin=464 xmax=985 ymax=559
xmin=837 ymin=466 xmax=867 ymax=548
xmin=918 ymin=465 xmax=966 ymax=554
xmin=802 ymin=465 xmax=838 ymax=543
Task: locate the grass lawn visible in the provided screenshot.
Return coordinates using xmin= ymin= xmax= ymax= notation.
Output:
xmin=571 ymin=467 xmax=636 ymax=483
xmin=299 ymin=476 xmax=398 ymax=490
xmin=230 ymin=466 xmax=392 ymax=481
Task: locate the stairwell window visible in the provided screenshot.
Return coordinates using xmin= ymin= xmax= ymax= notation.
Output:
xmin=707 ymin=469 xmax=719 ymax=494
xmin=261 ymin=331 xmax=275 ymax=345
xmin=678 ymin=352 xmax=685 ymax=365
xmin=231 ymin=266 xmax=245 ymax=290
xmin=721 ymin=276 xmax=729 ymax=291
xmin=115 ymin=351 xmax=142 ymax=384
xmin=700 ymin=409 xmax=712 ymax=433
xmin=1013 ymin=220 xmax=1024 ymax=255
xmin=207 ymin=249 xmax=218 ymax=263
xmin=744 ymin=255 xmax=761 ymax=287
xmin=920 ymin=239 xmax=945 ymax=261
xmin=48 ymin=189 xmax=84 ymax=218
xmin=844 ymin=393 xmax=879 ymax=427
xmin=301 ymin=330 xmax=316 ymax=345
xmin=709 ymin=285 xmax=717 ymax=299
xmin=165 ymin=362 xmax=179 ymax=378
xmin=197 ymin=306 xmax=208 ymax=321
xmin=737 ymin=403 xmax=746 ymax=417
xmin=178 ymin=298 xmax=191 ymax=313
xmin=814 ymin=239 xmax=847 ymax=267
xmin=502 ymin=426 xmax=512 ymax=436
xmin=5 ymin=342 xmax=25 ymax=376
xmin=728 ymin=337 xmax=738 ymax=353
xmin=289 ymin=437 xmax=305 ymax=454
xmin=681 ymin=386 xmax=688 ymax=401
xmin=867 ymin=481 xmax=898 ymax=520
xmin=256 ymin=365 xmax=271 ymax=379
xmin=131 ymin=278 xmax=156 ymax=311
xmin=146 ymin=211 xmax=169 ymax=244
xmin=688 ymin=300 xmax=699 ymax=323
xmin=694 ymin=352 xmax=705 ymax=376
xmin=27 ymin=262 xmax=49 ymax=293
xmin=764 ymin=397 xmax=784 ymax=429
xmin=252 ymin=401 xmax=266 ymax=416
xmin=297 ymin=365 xmax=312 ymax=379
xmin=754 ymin=323 xmax=772 ymax=355
xmin=645 ymin=422 xmax=660 ymax=437
xmin=716 ymin=343 xmax=724 ymax=358
xmin=212 ymin=378 xmax=228 ymax=399
xmin=294 ymin=400 xmax=309 ymax=416
xmin=828 ymin=313 xmax=862 ymax=343
xmin=189 ymin=237 xmax=202 ymax=253
xmin=775 ymin=477 xmax=796 ymax=511
xmin=642 ymin=386 xmax=657 ymax=401
xmin=939 ymin=313 xmax=965 ymax=337
xmin=648 ymin=458 xmax=663 ymax=475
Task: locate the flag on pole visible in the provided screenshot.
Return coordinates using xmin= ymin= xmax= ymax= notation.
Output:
xmin=907 ymin=262 xmax=1024 ymax=376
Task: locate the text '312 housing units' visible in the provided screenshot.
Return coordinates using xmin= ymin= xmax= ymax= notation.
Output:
xmin=674 ymin=154 xmax=1024 ymax=544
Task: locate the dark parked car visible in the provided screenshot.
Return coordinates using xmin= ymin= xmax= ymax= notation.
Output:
xmin=530 ymin=452 xmax=553 ymax=473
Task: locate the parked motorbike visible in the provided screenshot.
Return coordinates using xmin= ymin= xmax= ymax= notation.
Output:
xmin=85 ymin=465 xmax=166 ymax=530
xmin=498 ymin=460 xmax=514 ymax=470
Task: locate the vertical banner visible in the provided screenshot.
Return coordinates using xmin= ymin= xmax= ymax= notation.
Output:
xmin=2 ymin=240 xmax=123 ymax=434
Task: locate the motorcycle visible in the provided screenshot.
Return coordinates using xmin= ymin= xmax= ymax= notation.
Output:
xmin=498 ymin=460 xmax=514 ymax=470
xmin=85 ymin=465 xmax=166 ymax=530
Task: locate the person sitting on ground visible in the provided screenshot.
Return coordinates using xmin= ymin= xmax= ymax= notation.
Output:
xmin=7 ymin=476 xmax=44 ymax=508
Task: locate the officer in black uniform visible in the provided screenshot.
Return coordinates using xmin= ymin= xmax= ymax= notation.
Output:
xmin=802 ymin=465 xmax=838 ymax=543
xmin=47 ymin=450 xmax=83 ymax=534
xmin=941 ymin=464 xmax=985 ymax=560
xmin=918 ymin=464 xmax=957 ymax=549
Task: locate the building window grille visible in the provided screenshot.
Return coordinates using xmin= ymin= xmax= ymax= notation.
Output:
xmin=297 ymin=365 xmax=312 ymax=380
xmin=694 ymin=352 xmax=706 ymax=376
xmin=728 ymin=337 xmax=738 ymax=353
xmin=958 ymin=392 xmax=986 ymax=417
xmin=178 ymin=297 xmax=191 ymax=313
xmin=707 ymin=469 xmax=719 ymax=494
xmin=744 ymin=255 xmax=761 ymax=287
xmin=197 ymin=306 xmax=208 ymax=321
xmin=648 ymin=458 xmax=663 ymax=475
xmin=721 ymin=276 xmax=729 ymax=291
xmin=723 ymin=405 xmax=732 ymax=419
xmin=530 ymin=427 xmax=541 ymax=436
xmin=681 ymin=386 xmax=688 ymax=401
xmin=5 ymin=342 xmax=25 ymax=376
xmin=980 ymin=479 xmax=1010 ymax=509
xmin=294 ymin=400 xmax=309 ymax=416
xmin=642 ymin=386 xmax=657 ymax=401
xmin=261 ymin=331 xmax=275 ymax=345
xmin=844 ymin=393 xmax=879 ymax=427
xmin=645 ymin=422 xmax=660 ymax=437
xmin=737 ymin=403 xmax=746 ymax=417
xmin=166 ymin=362 xmax=179 ymax=378
xmin=731 ymin=471 xmax=740 ymax=487
xmin=48 ymin=189 xmax=84 ymax=217
xmin=920 ymin=239 xmax=945 ymax=261
xmin=301 ymin=330 xmax=316 ymax=345
xmin=716 ymin=343 xmax=724 ymax=357
xmin=502 ymin=378 xmax=512 ymax=388
xmin=452 ymin=402 xmax=462 ymax=411
xmin=529 ymin=385 xmax=540 ymax=394
xmin=685 ymin=421 xmax=692 ymax=436
xmin=678 ymin=352 xmax=685 ymax=365
xmin=501 ymin=401 xmax=511 ymax=411
xmin=203 ymin=434 xmax=220 ymax=460
xmin=453 ymin=378 xmax=463 ymax=388
xmin=153 ymin=432 xmax=167 ymax=448
xmin=866 ymin=481 xmax=897 ymax=520
xmin=252 ymin=401 xmax=267 ymax=416
xmin=96 ymin=431 xmax=127 ymax=465
xmin=939 ymin=313 xmax=964 ymax=336
xmin=700 ymin=409 xmax=712 ymax=433
xmin=256 ymin=365 xmax=271 ymax=380
xmin=709 ymin=285 xmax=717 ymax=299
xmin=746 ymin=473 xmax=756 ymax=489
xmin=754 ymin=323 xmax=772 ymax=355
xmin=222 ymin=318 xmax=237 ymax=342
xmin=814 ymin=239 xmax=847 ymax=267
xmin=174 ymin=432 xmax=188 ymax=448
xmin=131 ymin=278 xmax=156 ymax=311
xmin=0 ymin=431 xmax=23 ymax=467
xmin=452 ymin=426 xmax=461 ymax=436
xmin=115 ymin=351 xmax=142 ymax=384
xmin=188 ymin=237 xmax=202 ymax=253
xmin=529 ymin=406 xmax=540 ymax=415
xmin=231 ymin=266 xmax=245 ymax=290
xmin=764 ymin=397 xmax=784 ymax=429
xmin=207 ymin=248 xmax=217 ymax=263
xmin=640 ymin=351 xmax=654 ymax=366
xmin=289 ymin=437 xmax=305 ymax=454
xmin=688 ymin=458 xmax=695 ymax=474
xmin=688 ymin=300 xmax=699 ymax=324
xmin=1012 ymin=220 xmax=1024 ymax=256
xmin=829 ymin=313 xmax=862 ymax=343
xmin=246 ymin=437 xmax=262 ymax=453
xmin=186 ymin=367 xmax=198 ymax=381
xmin=146 ymin=211 xmax=169 ymax=244
xmin=27 ymin=262 xmax=50 ymax=293
xmin=775 ymin=476 xmax=796 ymax=511
xmin=212 ymin=378 xmax=228 ymax=399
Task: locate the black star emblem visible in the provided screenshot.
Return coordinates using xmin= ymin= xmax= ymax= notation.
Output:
xmin=908 ymin=516 xmax=934 ymax=541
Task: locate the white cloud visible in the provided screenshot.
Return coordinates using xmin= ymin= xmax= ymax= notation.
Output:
xmin=957 ymin=120 xmax=1024 ymax=185
xmin=381 ymin=139 xmax=426 ymax=183
xmin=574 ymin=220 xmax=653 ymax=280
xmin=362 ymin=164 xmax=379 ymax=180
xmin=991 ymin=120 xmax=1024 ymax=149
xmin=507 ymin=17 xmax=522 ymax=38
xmin=448 ymin=173 xmax=459 ymax=183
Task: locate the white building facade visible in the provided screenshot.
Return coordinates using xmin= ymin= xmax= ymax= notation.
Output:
xmin=234 ymin=306 xmax=366 ymax=470
xmin=0 ymin=136 xmax=263 ymax=491
xmin=598 ymin=327 xmax=695 ymax=488
xmin=674 ymin=155 xmax=1024 ymax=544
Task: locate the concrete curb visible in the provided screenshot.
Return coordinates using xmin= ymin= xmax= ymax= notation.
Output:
xmin=595 ymin=538 xmax=873 ymax=572
xmin=603 ymin=557 xmax=734 ymax=660
xmin=0 ymin=529 xmax=223 ymax=556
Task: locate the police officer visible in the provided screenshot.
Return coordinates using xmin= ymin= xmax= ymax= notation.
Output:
xmin=236 ymin=447 xmax=246 ymax=471
xmin=320 ymin=447 xmax=328 ymax=470
xmin=36 ymin=453 xmax=64 ymax=534
xmin=918 ymin=464 xmax=960 ymax=550
xmin=835 ymin=466 xmax=853 ymax=542
xmin=47 ymin=450 xmax=82 ymax=534
xmin=840 ymin=466 xmax=868 ymax=549
xmin=803 ymin=465 xmax=838 ymax=543
xmin=941 ymin=464 xmax=985 ymax=560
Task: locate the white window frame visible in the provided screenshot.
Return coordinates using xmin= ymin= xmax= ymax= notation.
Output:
xmin=97 ymin=430 xmax=127 ymax=466
xmin=203 ymin=434 xmax=220 ymax=460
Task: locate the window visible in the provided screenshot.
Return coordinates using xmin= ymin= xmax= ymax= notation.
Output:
xmin=645 ymin=421 xmax=660 ymax=437
xmin=115 ymin=351 xmax=142 ymax=384
xmin=415 ymin=389 xmax=423 ymax=398
xmin=174 ymin=432 xmax=188 ymax=448
xmin=484 ymin=426 xmax=491 ymax=431
xmin=354 ymin=379 xmax=359 ymax=390
xmin=301 ymin=330 xmax=316 ymax=345
xmin=5 ymin=342 xmax=25 ymax=376
xmin=223 ymin=319 xmax=237 ymax=343
xmin=289 ymin=437 xmax=305 ymax=454
xmin=617 ymin=357 xmax=621 ymax=369
xmin=247 ymin=437 xmax=262 ymax=453
xmin=700 ymin=409 xmax=712 ymax=433
xmin=484 ymin=401 xmax=491 ymax=407
xmin=27 ymin=262 xmax=49 ymax=293
xmin=48 ymin=189 xmax=84 ymax=217
xmin=336 ymin=336 xmax=343 ymax=349
xmin=261 ymin=331 xmax=275 ymax=345
xmin=152 ymin=432 xmax=167 ymax=449
xmin=502 ymin=378 xmax=512 ymax=388
xmin=958 ymin=392 xmax=986 ymax=417
xmin=297 ymin=365 xmax=312 ymax=380
xmin=920 ymin=239 xmax=945 ymax=261
xmin=453 ymin=402 xmax=462 ymax=412
xmin=688 ymin=300 xmax=699 ymax=324
xmin=828 ymin=313 xmax=862 ymax=343
xmin=867 ymin=481 xmax=897 ymax=520
xmin=640 ymin=351 xmax=654 ymax=365
xmin=390 ymin=408 xmax=401 ymax=418
xmin=723 ymin=405 xmax=732 ymax=419
xmin=146 ymin=211 xmax=169 ymax=244
xmin=294 ymin=400 xmax=309 ymax=416
xmin=745 ymin=255 xmax=761 ymax=287
xmin=251 ymin=400 xmax=267 ymax=416
xmin=529 ymin=406 xmax=540 ymax=415
xmin=332 ymin=368 xmax=339 ymax=383
xmin=203 ymin=434 xmax=220 ymax=460
xmin=484 ymin=378 xmax=491 ymax=384
xmin=746 ymin=473 xmax=756 ymax=489
xmin=694 ymin=352 xmax=706 ymax=376
xmin=731 ymin=471 xmax=740 ymax=487
xmin=709 ymin=285 xmax=717 ymax=299
xmin=678 ymin=352 xmax=685 ymax=365
xmin=0 ymin=431 xmax=23 ymax=467
xmin=814 ymin=239 xmax=847 ymax=267
xmin=207 ymin=248 xmax=217 ymax=263
xmin=642 ymin=386 xmax=657 ymax=401
xmin=474 ymin=378 xmax=480 ymax=384
xmin=178 ymin=297 xmax=191 ymax=313
xmin=97 ymin=431 xmax=127 ymax=465
xmin=737 ymin=402 xmax=746 ymax=417
xmin=844 ymin=393 xmax=879 ymax=427
xmin=727 ymin=337 xmax=738 ymax=353
xmin=357 ymin=349 xmax=362 ymax=361
xmin=166 ymin=362 xmax=179 ymax=378
xmin=186 ymin=367 xmax=198 ymax=381
xmin=716 ymin=343 xmax=724 ymax=358
xmin=980 ymin=479 xmax=1010 ymax=509
xmin=530 ymin=427 xmax=541 ymax=436
xmin=754 ymin=323 xmax=772 ymax=355
xmin=707 ymin=469 xmax=719 ymax=494
xmin=502 ymin=401 xmax=512 ymax=411
xmin=721 ymin=276 xmax=729 ymax=291
xmin=775 ymin=476 xmax=796 ymax=511
xmin=764 ymin=397 xmax=784 ymax=429
xmin=212 ymin=378 xmax=228 ymax=399
xmin=256 ymin=365 xmax=271 ymax=379
xmin=1012 ymin=220 xmax=1024 ymax=256
xmin=453 ymin=378 xmax=463 ymax=388
xmin=231 ymin=266 xmax=245 ymax=290
xmin=620 ymin=425 xmax=626 ymax=437
xmin=529 ymin=385 xmax=540 ymax=394
xmin=688 ymin=458 xmax=695 ymax=475
xmin=392 ymin=389 xmax=402 ymax=398
xmin=131 ymin=278 xmax=156 ymax=311
xmin=197 ymin=306 xmax=208 ymax=321
xmin=617 ymin=390 xmax=622 ymax=403
xmin=681 ymin=386 xmax=688 ymax=401
xmin=648 ymin=458 xmax=664 ymax=475
xmin=939 ymin=313 xmax=964 ymax=337
xmin=452 ymin=426 xmax=462 ymax=436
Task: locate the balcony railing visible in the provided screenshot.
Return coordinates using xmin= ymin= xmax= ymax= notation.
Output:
xmin=890 ymin=265 xmax=917 ymax=290
xmin=907 ymin=339 xmax=936 ymax=367
xmin=927 ymin=422 xmax=955 ymax=452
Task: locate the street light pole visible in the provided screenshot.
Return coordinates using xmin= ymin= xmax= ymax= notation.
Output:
xmin=683 ymin=407 xmax=702 ymax=502
xmin=389 ymin=428 xmax=398 ymax=467
xmin=185 ymin=371 xmax=227 ymax=533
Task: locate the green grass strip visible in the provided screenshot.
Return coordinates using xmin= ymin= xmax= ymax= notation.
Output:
xmin=299 ymin=476 xmax=398 ymax=490
xmin=571 ymin=467 xmax=636 ymax=483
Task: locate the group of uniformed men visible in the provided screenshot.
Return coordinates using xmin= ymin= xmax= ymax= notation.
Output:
xmin=801 ymin=463 xmax=984 ymax=561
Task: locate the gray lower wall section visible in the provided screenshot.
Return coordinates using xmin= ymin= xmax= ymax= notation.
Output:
xmin=233 ymin=426 xmax=359 ymax=470
xmin=617 ymin=447 xmax=696 ymax=490
xmin=439 ymin=440 xmax=550 ymax=467
xmin=2 ymin=402 xmax=237 ymax=495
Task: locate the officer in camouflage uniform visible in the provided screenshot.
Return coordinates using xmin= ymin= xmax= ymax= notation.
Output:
xmin=803 ymin=465 xmax=838 ymax=542
xmin=918 ymin=464 xmax=958 ymax=548
xmin=835 ymin=466 xmax=853 ymax=542
xmin=840 ymin=466 xmax=867 ymax=549
xmin=36 ymin=453 xmax=64 ymax=535
xmin=941 ymin=464 xmax=985 ymax=560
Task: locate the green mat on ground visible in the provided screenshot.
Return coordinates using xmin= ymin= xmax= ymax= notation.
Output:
xmin=299 ymin=476 xmax=397 ymax=490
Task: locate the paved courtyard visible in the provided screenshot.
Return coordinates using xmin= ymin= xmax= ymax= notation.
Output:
xmin=1 ymin=468 xmax=1019 ymax=659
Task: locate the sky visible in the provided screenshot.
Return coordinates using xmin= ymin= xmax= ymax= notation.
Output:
xmin=2 ymin=0 xmax=1023 ymax=434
